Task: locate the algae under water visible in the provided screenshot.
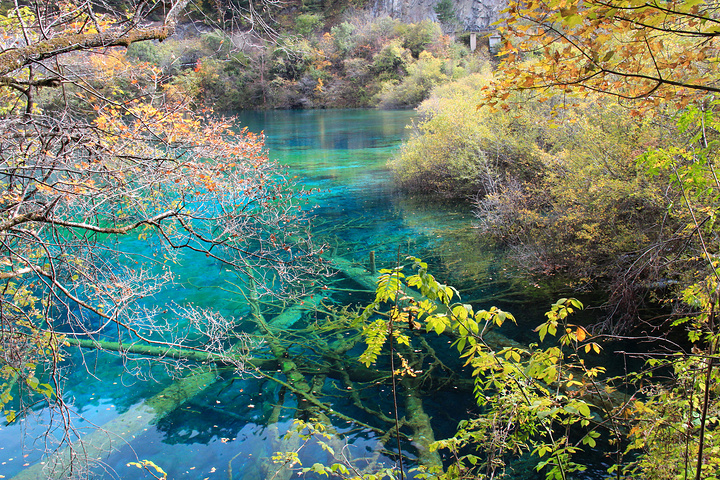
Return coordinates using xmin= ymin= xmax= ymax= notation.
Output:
xmin=0 ymin=109 xmax=551 ymax=480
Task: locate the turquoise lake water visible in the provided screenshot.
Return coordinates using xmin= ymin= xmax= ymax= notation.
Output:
xmin=0 ymin=109 xmax=550 ymax=479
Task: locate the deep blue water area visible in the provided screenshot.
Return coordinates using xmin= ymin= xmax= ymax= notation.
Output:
xmin=0 ymin=109 xmax=551 ymax=480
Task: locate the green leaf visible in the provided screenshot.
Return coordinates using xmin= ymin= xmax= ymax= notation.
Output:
xmin=564 ymin=14 xmax=583 ymax=27
xmin=444 ymin=286 xmax=456 ymax=302
xmin=26 ymin=376 xmax=39 ymax=390
xmin=309 ymin=463 xmax=329 ymax=476
xmin=318 ymin=441 xmax=335 ymax=455
xmin=330 ymin=463 xmax=350 ymax=475
xmin=582 ymin=435 xmax=597 ymax=447
xmin=452 ymin=304 xmax=469 ymax=321
xmin=536 ymin=323 xmax=548 ymax=342
xmin=5 ymin=410 xmax=17 ymax=423
xmin=456 ymin=336 xmax=467 ymax=353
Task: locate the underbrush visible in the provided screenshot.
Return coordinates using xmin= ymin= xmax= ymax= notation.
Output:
xmin=390 ymin=73 xmax=710 ymax=334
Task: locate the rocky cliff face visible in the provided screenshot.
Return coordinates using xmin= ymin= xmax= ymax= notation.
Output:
xmin=371 ymin=0 xmax=505 ymax=31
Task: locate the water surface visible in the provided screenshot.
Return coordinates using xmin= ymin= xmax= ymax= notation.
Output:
xmin=0 ymin=109 xmax=541 ymax=480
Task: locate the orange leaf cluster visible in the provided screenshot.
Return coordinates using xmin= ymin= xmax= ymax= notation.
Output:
xmin=487 ymin=0 xmax=720 ymax=110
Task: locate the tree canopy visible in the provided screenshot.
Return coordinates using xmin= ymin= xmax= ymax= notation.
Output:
xmin=488 ymin=0 xmax=720 ymax=109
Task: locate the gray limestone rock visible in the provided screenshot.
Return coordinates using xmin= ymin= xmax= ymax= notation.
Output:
xmin=371 ymin=0 xmax=506 ymax=31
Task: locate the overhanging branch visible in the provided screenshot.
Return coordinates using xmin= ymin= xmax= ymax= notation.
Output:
xmin=0 ymin=27 xmax=174 ymax=77
xmin=0 ymin=0 xmax=190 ymax=77
xmin=0 ymin=209 xmax=177 ymax=233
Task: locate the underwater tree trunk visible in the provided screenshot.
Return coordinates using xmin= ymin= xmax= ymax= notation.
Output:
xmin=23 ymin=254 xmax=622 ymax=480
xmin=63 ymin=337 xmax=278 ymax=370
xmin=11 ymin=366 xmax=219 ymax=480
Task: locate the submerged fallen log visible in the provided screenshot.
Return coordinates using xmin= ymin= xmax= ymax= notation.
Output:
xmin=400 ymin=350 xmax=443 ymax=471
xmin=12 ymin=293 xmax=341 ymax=480
xmin=63 ymin=337 xmax=278 ymax=370
xmin=15 ymin=253 xmax=628 ymax=480
xmin=329 ymin=255 xmax=380 ymax=292
xmin=11 ymin=366 xmax=219 ymax=480
xmin=64 ymin=337 xmax=472 ymax=395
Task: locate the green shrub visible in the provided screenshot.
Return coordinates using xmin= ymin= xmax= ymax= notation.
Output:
xmin=371 ymin=39 xmax=411 ymax=77
xmin=330 ymin=22 xmax=357 ymax=56
xmin=434 ymin=0 xmax=457 ymax=24
xmin=375 ymin=51 xmax=449 ymax=108
xmin=389 ymin=72 xmax=543 ymax=197
xmin=396 ymin=20 xmax=442 ymax=58
xmin=126 ymin=41 xmax=161 ymax=65
xmin=270 ymin=37 xmax=312 ymax=81
xmin=200 ymin=31 xmax=229 ymax=54
xmin=295 ymin=13 xmax=323 ymax=37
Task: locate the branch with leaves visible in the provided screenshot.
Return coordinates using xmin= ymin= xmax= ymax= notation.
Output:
xmin=488 ymin=0 xmax=720 ymax=110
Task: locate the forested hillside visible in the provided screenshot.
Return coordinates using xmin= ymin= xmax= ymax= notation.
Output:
xmin=126 ymin=16 xmax=489 ymax=109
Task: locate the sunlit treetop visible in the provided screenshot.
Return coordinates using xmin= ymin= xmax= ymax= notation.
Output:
xmin=485 ymin=0 xmax=720 ymax=110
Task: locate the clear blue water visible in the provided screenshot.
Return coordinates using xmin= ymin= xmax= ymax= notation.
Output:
xmin=0 ymin=109 xmax=547 ymax=480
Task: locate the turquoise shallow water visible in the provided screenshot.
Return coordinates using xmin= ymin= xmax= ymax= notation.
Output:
xmin=0 ymin=109 xmax=545 ymax=479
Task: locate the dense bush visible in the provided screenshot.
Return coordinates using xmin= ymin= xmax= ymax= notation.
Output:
xmin=295 ymin=13 xmax=324 ymax=36
xmin=389 ymin=72 xmax=545 ymax=196
xmin=391 ymin=73 xmax=684 ymax=323
xmin=132 ymin=13 xmax=473 ymax=110
xmin=396 ymin=20 xmax=442 ymax=57
xmin=375 ymin=51 xmax=450 ymax=108
xmin=126 ymin=40 xmax=162 ymax=64
xmin=329 ymin=22 xmax=356 ymax=56
xmin=473 ymin=100 xmax=674 ymax=293
xmin=371 ymin=39 xmax=411 ymax=78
